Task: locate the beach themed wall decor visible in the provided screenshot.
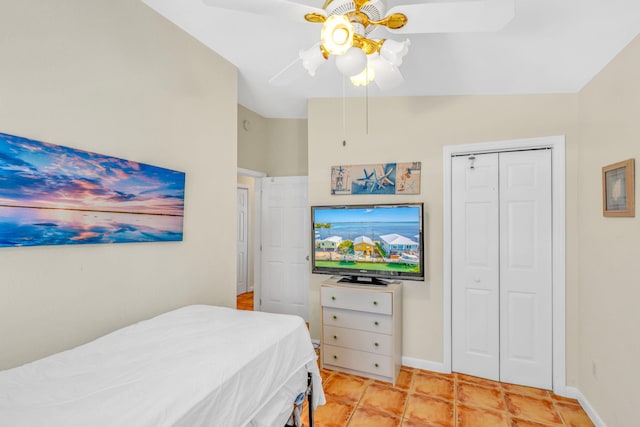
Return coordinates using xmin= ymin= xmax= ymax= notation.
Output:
xmin=0 ymin=132 xmax=186 ymax=247
xmin=331 ymin=162 xmax=421 ymax=195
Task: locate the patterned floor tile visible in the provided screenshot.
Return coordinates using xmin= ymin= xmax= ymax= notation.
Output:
xmin=502 ymin=382 xmax=551 ymax=399
xmin=359 ymin=382 xmax=408 ymax=417
xmin=456 ymin=381 xmax=506 ymax=412
xmin=504 ymin=393 xmax=563 ymax=425
xmin=303 ymin=397 xmax=355 ymax=427
xmin=348 ymin=406 xmax=402 ymax=427
xmin=394 ymin=367 xmax=415 ymax=391
xmin=455 ymin=373 xmax=502 ymax=389
xmin=510 ymin=417 xmax=563 ymax=427
xmin=555 ymin=401 xmax=596 ymax=427
xmin=324 ymin=373 xmax=369 ymax=403
xmin=404 ymin=393 xmax=454 ymax=427
xmin=457 ymin=403 xmax=509 ymax=427
xmin=400 ymin=419 xmax=436 ymax=427
xmin=412 ymin=372 xmax=455 ymax=401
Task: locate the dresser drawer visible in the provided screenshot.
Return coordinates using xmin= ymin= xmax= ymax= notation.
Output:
xmin=323 ymin=307 xmax=392 ymax=334
xmin=323 ymin=344 xmax=393 ymax=377
xmin=321 ymin=286 xmax=392 ymax=315
xmin=324 ymin=325 xmax=392 ymax=356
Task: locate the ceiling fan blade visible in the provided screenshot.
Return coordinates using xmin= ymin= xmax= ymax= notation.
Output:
xmin=385 ymin=0 xmax=515 ymax=34
xmin=268 ymin=57 xmax=307 ymax=87
xmin=202 ymin=0 xmax=326 ymax=23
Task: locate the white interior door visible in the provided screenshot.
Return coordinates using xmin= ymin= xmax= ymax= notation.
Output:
xmin=499 ymin=150 xmax=552 ymax=389
xmin=260 ymin=176 xmax=309 ymax=321
xmin=451 ymin=149 xmax=552 ymax=389
xmin=237 ymin=186 xmax=249 ymax=295
xmin=452 ymin=153 xmax=501 ymax=381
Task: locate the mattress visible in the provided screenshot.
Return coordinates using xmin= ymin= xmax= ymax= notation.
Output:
xmin=0 ymin=305 xmax=325 ymax=426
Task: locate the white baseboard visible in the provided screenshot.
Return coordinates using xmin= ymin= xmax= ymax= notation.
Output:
xmin=562 ymin=386 xmax=607 ymax=427
xmin=401 ymin=356 xmax=448 ymax=374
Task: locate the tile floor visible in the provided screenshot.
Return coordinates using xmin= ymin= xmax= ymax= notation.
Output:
xmin=301 ymin=368 xmax=594 ymax=427
xmin=236 ymin=292 xmax=594 ymax=427
xmin=237 ymin=291 xmax=254 ymax=311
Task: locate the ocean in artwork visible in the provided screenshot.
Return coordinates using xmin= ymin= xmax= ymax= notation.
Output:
xmin=0 ymin=132 xmax=185 ymax=248
xmin=0 ymin=206 xmax=183 ymax=247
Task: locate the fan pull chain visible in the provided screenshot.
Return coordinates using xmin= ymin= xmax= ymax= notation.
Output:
xmin=342 ymin=76 xmax=347 ymax=143
xmin=365 ymin=68 xmax=369 ymax=135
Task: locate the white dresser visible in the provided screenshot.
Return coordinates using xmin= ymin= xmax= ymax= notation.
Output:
xmin=320 ymin=277 xmax=402 ymax=385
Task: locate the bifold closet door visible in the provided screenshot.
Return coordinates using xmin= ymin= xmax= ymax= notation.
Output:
xmin=452 ymin=149 xmax=552 ymax=390
xmin=452 ymin=153 xmax=501 ymax=381
xmin=499 ymin=149 xmax=552 ymax=389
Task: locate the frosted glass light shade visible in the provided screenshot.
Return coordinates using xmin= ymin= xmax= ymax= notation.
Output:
xmin=380 ymin=38 xmax=411 ymax=66
xmin=335 ymin=47 xmax=367 ymax=76
xmin=321 ymin=15 xmax=354 ymax=55
xmin=299 ymin=43 xmax=326 ymax=76
xmin=369 ymin=55 xmax=404 ymax=90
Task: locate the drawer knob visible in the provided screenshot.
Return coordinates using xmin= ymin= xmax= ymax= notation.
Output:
xmin=374 ymin=363 xmax=379 ymax=368
xmin=333 ymin=335 xmax=338 ymax=340
xmin=374 ymin=321 xmax=379 ymax=326
xmin=333 ymin=355 xmax=338 ymax=360
xmin=374 ymin=342 xmax=379 ymax=347
xmin=333 ymin=315 xmax=338 ymax=320
xmin=331 ymin=296 xmax=336 ymax=301
xmin=373 ymin=301 xmax=378 ymax=306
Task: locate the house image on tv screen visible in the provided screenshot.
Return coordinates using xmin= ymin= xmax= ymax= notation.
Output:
xmin=379 ymin=233 xmax=420 ymax=256
xmin=353 ymin=236 xmax=374 ymax=255
xmin=318 ymin=236 xmax=342 ymax=250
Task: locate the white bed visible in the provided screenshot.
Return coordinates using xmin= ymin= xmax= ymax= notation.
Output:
xmin=0 ymin=305 xmax=325 ymax=426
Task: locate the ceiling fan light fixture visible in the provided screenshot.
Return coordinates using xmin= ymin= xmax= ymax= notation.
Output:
xmin=335 ymin=46 xmax=367 ymax=76
xmin=299 ymin=43 xmax=326 ymax=76
xmin=369 ymin=55 xmax=404 ymax=90
xmin=380 ymin=38 xmax=411 ymax=67
xmin=350 ymin=64 xmax=375 ymax=86
xmin=321 ymin=14 xmax=355 ymax=55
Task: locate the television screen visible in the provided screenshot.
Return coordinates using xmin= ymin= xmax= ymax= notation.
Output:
xmin=311 ymin=203 xmax=424 ymax=284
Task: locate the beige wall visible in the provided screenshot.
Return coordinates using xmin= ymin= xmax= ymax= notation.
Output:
xmin=238 ymin=105 xmax=269 ymax=173
xmin=0 ymin=0 xmax=237 ymax=369
xmin=308 ymin=94 xmax=580 ymax=384
xmin=266 ymin=118 xmax=308 ymax=176
xmin=238 ymin=105 xmax=308 ymax=176
xmin=577 ymin=35 xmax=640 ymax=426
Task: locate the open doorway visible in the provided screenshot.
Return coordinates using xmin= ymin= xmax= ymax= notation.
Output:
xmin=237 ymin=168 xmax=265 ymax=310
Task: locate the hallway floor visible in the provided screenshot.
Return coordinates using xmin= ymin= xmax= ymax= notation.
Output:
xmin=236 ymin=292 xmax=594 ymax=426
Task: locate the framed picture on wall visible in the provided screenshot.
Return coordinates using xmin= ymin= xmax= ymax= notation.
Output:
xmin=602 ymin=158 xmax=635 ymax=217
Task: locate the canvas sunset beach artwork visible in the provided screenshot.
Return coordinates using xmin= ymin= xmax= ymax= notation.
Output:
xmin=0 ymin=132 xmax=185 ymax=247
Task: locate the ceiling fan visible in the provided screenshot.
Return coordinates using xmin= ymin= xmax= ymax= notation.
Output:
xmin=202 ymin=0 xmax=515 ymax=89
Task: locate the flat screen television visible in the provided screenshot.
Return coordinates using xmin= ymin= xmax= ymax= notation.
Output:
xmin=311 ymin=203 xmax=424 ymax=285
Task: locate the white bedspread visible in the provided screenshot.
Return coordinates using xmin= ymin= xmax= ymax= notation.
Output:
xmin=0 ymin=305 xmax=324 ymax=426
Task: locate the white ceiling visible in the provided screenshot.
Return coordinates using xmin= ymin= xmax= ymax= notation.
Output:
xmin=142 ymin=0 xmax=640 ymax=119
